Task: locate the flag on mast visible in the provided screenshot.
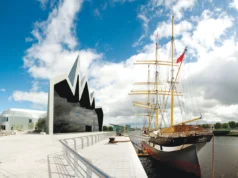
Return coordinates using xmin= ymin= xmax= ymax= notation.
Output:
xmin=176 ymin=47 xmax=187 ymax=63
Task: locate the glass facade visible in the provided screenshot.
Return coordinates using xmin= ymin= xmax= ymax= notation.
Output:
xmin=53 ymin=91 xmax=99 ymax=133
xmin=1 ymin=117 xmax=8 ymax=122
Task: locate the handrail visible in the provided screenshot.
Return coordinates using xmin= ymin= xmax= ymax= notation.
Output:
xmin=63 ymin=132 xmax=115 ymax=150
xmin=59 ymin=132 xmax=115 ymax=178
xmin=154 ymin=130 xmax=213 ymax=138
xmin=60 ymin=140 xmax=112 ymax=178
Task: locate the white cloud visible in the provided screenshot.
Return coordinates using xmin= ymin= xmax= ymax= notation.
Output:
xmin=0 ymin=88 xmax=6 ymax=92
xmin=171 ymin=0 xmax=197 ymax=20
xmin=12 ymin=0 xmax=101 ymax=108
xmin=31 ymin=81 xmax=39 ymax=92
xmin=132 ymin=34 xmax=145 ymax=47
xmin=10 ymin=91 xmax=48 ymax=106
xmin=111 ymin=0 xmax=135 ymax=3
xmin=10 ymin=80 xmax=47 ymax=108
xmin=134 ymin=0 xmax=197 ymax=47
xmin=94 ymin=8 xmax=102 ymax=19
xmin=192 ymin=12 xmax=234 ymax=49
xmin=38 ymin=0 xmax=49 ymax=10
xmin=23 ymin=0 xmax=102 ymax=79
xmin=90 ymin=7 xmax=238 ymax=126
xmin=151 ymin=20 xmax=193 ymax=41
xmin=25 ymin=37 xmax=34 ymax=42
xmin=137 ymin=14 xmax=149 ymax=31
xmin=229 ymin=0 xmax=238 ymax=10
xmin=15 ymin=0 xmax=238 ymax=127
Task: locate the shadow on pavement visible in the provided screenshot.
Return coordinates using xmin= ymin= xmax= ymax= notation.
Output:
xmin=47 ymin=151 xmax=74 ymax=178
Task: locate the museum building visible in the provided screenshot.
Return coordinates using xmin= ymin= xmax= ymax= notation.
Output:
xmin=46 ymin=56 xmax=103 ymax=135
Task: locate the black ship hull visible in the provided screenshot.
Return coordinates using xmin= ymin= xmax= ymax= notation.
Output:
xmin=141 ymin=141 xmax=201 ymax=177
xmin=149 ymin=134 xmax=213 ymax=147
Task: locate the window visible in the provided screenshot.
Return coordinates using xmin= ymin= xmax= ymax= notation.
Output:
xmin=1 ymin=117 xmax=8 ymax=122
xmin=29 ymin=119 xmax=32 ymax=123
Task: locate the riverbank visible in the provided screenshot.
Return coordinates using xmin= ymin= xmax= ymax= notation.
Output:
xmin=213 ymin=130 xmax=238 ymax=136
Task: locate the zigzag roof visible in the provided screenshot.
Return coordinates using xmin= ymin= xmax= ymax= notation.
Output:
xmin=50 ymin=55 xmax=95 ymax=106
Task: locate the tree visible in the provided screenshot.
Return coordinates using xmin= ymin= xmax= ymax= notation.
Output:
xmin=236 ymin=123 xmax=238 ymax=128
xmin=202 ymin=124 xmax=209 ymax=128
xmin=36 ymin=118 xmax=46 ymax=131
xmin=103 ymin=126 xmax=108 ymax=131
xmin=214 ymin=122 xmax=221 ymax=129
xmin=228 ymin=121 xmax=236 ymax=129
xmin=222 ymin=123 xmax=229 ymax=129
xmin=108 ymin=126 xmax=113 ymax=131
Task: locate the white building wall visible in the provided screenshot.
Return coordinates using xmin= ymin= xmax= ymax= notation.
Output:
xmin=0 ymin=109 xmax=46 ymax=131
xmin=6 ymin=116 xmax=37 ymax=130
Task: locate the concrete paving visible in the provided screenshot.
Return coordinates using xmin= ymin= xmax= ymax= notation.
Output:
xmin=0 ymin=132 xmax=102 ymax=178
xmin=0 ymin=132 xmax=147 ymax=178
xmin=78 ymin=136 xmax=147 ymax=178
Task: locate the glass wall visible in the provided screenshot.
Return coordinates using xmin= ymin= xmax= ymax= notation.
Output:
xmin=1 ymin=117 xmax=8 ymax=122
xmin=53 ymin=91 xmax=99 ymax=133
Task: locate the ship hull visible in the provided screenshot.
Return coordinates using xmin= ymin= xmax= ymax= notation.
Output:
xmin=141 ymin=141 xmax=201 ymax=177
xmin=149 ymin=134 xmax=213 ymax=146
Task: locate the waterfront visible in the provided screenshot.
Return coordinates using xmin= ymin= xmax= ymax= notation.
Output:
xmin=138 ymin=136 xmax=238 ymax=178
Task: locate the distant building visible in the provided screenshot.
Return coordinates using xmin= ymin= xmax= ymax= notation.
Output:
xmin=110 ymin=124 xmax=131 ymax=134
xmin=208 ymin=124 xmax=214 ymax=130
xmin=0 ymin=108 xmax=46 ymax=131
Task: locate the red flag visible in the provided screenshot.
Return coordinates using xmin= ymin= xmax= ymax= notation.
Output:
xmin=176 ymin=48 xmax=187 ymax=63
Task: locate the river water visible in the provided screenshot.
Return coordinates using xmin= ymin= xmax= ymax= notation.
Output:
xmin=137 ymin=136 xmax=238 ymax=178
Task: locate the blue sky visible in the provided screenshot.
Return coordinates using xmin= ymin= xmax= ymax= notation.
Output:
xmin=1 ymin=0 xmax=238 ymax=126
xmin=0 ymin=0 xmax=145 ymax=111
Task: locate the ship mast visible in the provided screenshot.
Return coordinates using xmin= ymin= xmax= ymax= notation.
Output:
xmin=130 ymin=16 xmax=203 ymax=130
xmin=171 ymin=15 xmax=174 ymax=126
xmin=130 ymin=16 xmax=187 ymax=130
xmin=147 ymin=65 xmax=151 ymax=130
xmin=155 ymin=33 xmax=159 ymax=130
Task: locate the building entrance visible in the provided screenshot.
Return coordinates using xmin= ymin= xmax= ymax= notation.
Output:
xmin=1 ymin=125 xmax=6 ymax=130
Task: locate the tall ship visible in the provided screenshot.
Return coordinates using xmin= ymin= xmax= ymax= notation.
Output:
xmin=129 ymin=16 xmax=213 ymax=177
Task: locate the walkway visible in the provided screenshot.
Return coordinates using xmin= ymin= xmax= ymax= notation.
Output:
xmin=78 ymin=136 xmax=147 ymax=178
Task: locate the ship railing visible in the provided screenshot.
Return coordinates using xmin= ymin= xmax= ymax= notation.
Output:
xmin=159 ymin=130 xmax=213 ymax=138
xmin=128 ymin=134 xmax=150 ymax=149
xmin=59 ymin=138 xmax=113 ymax=178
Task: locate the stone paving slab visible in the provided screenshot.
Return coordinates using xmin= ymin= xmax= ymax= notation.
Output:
xmin=0 ymin=132 xmax=103 ymax=178
xmin=78 ymin=136 xmax=148 ymax=178
xmin=0 ymin=133 xmax=147 ymax=178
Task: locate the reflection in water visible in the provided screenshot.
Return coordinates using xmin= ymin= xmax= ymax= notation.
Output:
xmin=54 ymin=92 xmax=98 ymax=133
xmin=138 ymin=136 xmax=238 ymax=178
xmin=198 ymin=136 xmax=238 ymax=178
xmin=140 ymin=156 xmax=199 ymax=178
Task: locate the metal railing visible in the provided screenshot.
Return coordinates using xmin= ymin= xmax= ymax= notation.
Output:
xmin=156 ymin=130 xmax=213 ymax=138
xmin=60 ymin=132 xmax=115 ymax=178
xmin=62 ymin=132 xmax=115 ymax=150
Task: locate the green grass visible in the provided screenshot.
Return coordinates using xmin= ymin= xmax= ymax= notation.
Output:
xmin=227 ymin=132 xmax=238 ymax=136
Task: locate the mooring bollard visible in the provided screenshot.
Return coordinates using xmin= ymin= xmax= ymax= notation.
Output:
xmin=109 ymin=137 xmax=115 ymax=143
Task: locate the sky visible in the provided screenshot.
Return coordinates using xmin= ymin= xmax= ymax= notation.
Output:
xmin=1 ymin=0 xmax=238 ymax=127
